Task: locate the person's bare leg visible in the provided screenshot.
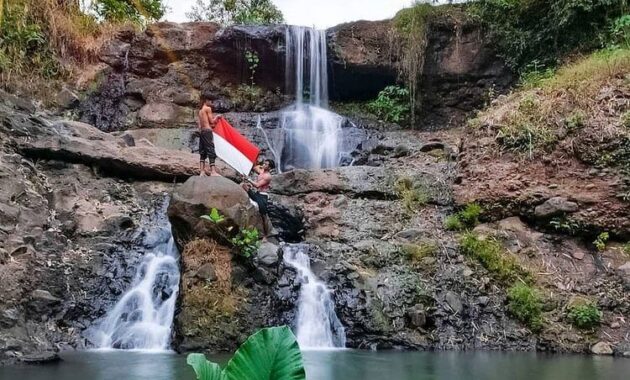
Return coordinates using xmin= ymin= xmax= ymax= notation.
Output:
xmin=199 ymin=161 xmax=206 ymax=176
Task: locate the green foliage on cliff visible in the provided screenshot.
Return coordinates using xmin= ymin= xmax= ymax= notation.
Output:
xmin=186 ymin=0 xmax=284 ymax=25
xmin=368 ymin=86 xmax=411 ymax=124
xmin=187 ymin=326 xmax=306 ymax=380
xmin=567 ymin=301 xmax=602 ymax=329
xmin=507 ymin=283 xmax=544 ymax=332
xmin=460 ymin=232 xmax=532 ymax=285
xmin=444 ymin=203 xmax=482 ymax=231
xmin=469 ymin=0 xmax=629 ymax=72
xmin=92 ymin=0 xmax=166 ymax=23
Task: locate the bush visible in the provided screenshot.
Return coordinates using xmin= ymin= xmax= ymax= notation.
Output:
xmin=230 ymin=227 xmax=260 ymax=258
xmin=444 ymin=203 xmax=483 ymax=231
xmin=460 ymin=233 xmax=532 ymax=284
xmin=92 ymin=0 xmax=166 ymax=23
xmin=368 ymin=86 xmax=411 ymax=124
xmin=609 ymin=14 xmax=630 ymax=48
xmin=395 ymin=177 xmax=429 ymax=212
xmin=567 ymin=301 xmax=602 ymax=329
xmin=623 ymin=242 xmax=630 ymax=256
xmin=594 ymin=232 xmax=610 ymax=252
xmin=507 ymin=283 xmax=544 ymax=332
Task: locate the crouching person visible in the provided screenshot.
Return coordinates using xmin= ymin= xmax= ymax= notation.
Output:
xmin=241 ymin=159 xmax=275 ymax=237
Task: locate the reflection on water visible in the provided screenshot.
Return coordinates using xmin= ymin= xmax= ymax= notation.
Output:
xmin=1 ymin=350 xmax=629 ymax=380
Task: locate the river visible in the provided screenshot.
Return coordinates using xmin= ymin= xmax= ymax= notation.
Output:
xmin=1 ymin=350 xmax=628 ymax=380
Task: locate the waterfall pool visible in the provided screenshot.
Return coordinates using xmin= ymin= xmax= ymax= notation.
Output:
xmin=1 ymin=350 xmax=628 ymax=380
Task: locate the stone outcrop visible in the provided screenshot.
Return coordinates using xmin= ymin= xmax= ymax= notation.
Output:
xmin=328 ymin=15 xmax=514 ymax=128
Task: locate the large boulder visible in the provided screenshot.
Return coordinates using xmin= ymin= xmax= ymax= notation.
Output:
xmin=167 ymin=176 xmax=263 ymax=250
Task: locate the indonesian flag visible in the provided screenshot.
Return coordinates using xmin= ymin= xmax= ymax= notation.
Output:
xmin=213 ymin=118 xmax=260 ymax=176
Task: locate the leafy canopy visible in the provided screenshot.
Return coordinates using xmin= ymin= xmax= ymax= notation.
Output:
xmin=92 ymin=0 xmax=166 ymax=23
xmin=187 ymin=326 xmax=306 ymax=380
xmin=186 ymin=0 xmax=284 ymax=25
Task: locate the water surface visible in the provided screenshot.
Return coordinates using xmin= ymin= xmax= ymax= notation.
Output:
xmin=1 ymin=350 xmax=629 ymax=380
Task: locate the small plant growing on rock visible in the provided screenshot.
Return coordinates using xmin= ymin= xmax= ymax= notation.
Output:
xmin=200 ymin=208 xmax=226 ymax=224
xmin=622 ymin=111 xmax=630 ymax=129
xmin=624 ymin=242 xmax=630 ymax=256
xmin=593 ymin=232 xmax=610 ymax=252
xmin=566 ymin=110 xmax=586 ymax=132
xmin=549 ymin=217 xmax=581 ymax=235
xmin=444 ymin=203 xmax=483 ymax=231
xmin=401 ymin=242 xmax=437 ymax=264
xmin=507 ymin=283 xmax=544 ymax=332
xmin=231 ymin=227 xmax=261 ymax=258
xmin=395 ymin=177 xmax=429 ymax=212
xmin=567 ymin=301 xmax=602 ymax=329
xmin=244 ymin=49 xmax=260 ymax=86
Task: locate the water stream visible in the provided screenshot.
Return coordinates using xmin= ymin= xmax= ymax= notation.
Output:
xmin=90 ymin=204 xmax=180 ymax=351
xmin=283 ymin=244 xmax=346 ymax=349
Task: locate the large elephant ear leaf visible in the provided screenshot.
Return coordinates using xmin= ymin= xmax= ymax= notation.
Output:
xmin=187 ymin=353 xmax=226 ymax=380
xmin=224 ymin=326 xmax=306 ymax=380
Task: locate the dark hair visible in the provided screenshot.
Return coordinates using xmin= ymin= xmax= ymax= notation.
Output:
xmin=264 ymin=159 xmax=276 ymax=170
xmin=200 ymin=92 xmax=218 ymax=107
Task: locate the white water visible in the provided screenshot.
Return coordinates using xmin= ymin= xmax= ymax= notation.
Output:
xmin=92 ymin=221 xmax=180 ymax=351
xmin=283 ymin=244 xmax=346 ymax=349
xmin=279 ymin=26 xmax=344 ymax=170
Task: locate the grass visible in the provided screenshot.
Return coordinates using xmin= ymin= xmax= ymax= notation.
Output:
xmin=395 ymin=176 xmax=430 ymax=213
xmin=507 ymin=283 xmax=544 ymax=332
xmin=401 ymin=242 xmax=438 ymax=264
xmin=460 ymin=232 xmax=532 ymax=285
xmin=444 ymin=203 xmax=482 ymax=231
xmin=474 ymin=48 xmax=630 ymax=156
xmin=567 ymin=300 xmax=602 ymax=330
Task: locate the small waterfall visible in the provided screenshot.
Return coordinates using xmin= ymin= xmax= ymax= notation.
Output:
xmin=283 ymin=244 xmax=346 ymax=349
xmin=278 ymin=26 xmax=344 ymax=170
xmin=92 ymin=204 xmax=180 ymax=351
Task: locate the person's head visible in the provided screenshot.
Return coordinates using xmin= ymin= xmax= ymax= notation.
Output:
xmin=262 ymin=159 xmax=276 ymax=172
xmin=200 ymin=92 xmax=216 ymax=108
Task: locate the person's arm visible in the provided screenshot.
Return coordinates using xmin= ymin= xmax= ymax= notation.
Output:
xmin=252 ymin=173 xmax=271 ymax=190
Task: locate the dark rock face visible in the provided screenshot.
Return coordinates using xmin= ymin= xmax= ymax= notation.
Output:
xmin=328 ymin=18 xmax=514 ymax=128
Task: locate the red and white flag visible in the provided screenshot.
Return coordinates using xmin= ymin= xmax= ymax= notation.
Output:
xmin=213 ymin=118 xmax=260 ymax=176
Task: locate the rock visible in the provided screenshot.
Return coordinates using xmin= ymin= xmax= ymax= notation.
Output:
xmin=445 ymin=291 xmax=464 ymax=314
xmin=0 ymin=308 xmax=20 ymax=328
xmin=407 ymin=304 xmax=426 ymax=328
xmin=137 ymin=102 xmax=192 ymax=128
xmin=18 ymin=120 xmax=235 ymax=181
xmin=394 ymin=229 xmax=423 ymax=242
xmin=534 ymin=197 xmax=579 ymax=218
xmin=257 ymin=242 xmax=280 ymax=266
xmin=617 ymin=262 xmax=630 ymax=277
xmin=572 ymin=251 xmax=585 ymax=260
xmin=195 ymin=263 xmax=216 ymax=282
xmin=20 ymin=351 xmax=60 ymax=364
xmin=591 ymin=341 xmax=613 ymax=355
xmin=29 ymin=290 xmax=61 ymax=313
xmin=392 ymin=145 xmax=410 ymax=158
xmin=167 ymin=176 xmax=263 ymax=250
xmin=55 ymin=87 xmax=80 ymax=109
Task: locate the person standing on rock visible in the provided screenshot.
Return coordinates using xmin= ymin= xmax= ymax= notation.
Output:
xmin=198 ymin=95 xmax=221 ymax=176
xmin=242 ymin=159 xmax=275 ymax=236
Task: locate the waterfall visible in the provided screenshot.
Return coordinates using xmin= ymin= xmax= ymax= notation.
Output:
xmin=283 ymin=244 xmax=346 ymax=349
xmin=279 ymin=26 xmax=344 ymax=170
xmin=91 ymin=204 xmax=180 ymax=351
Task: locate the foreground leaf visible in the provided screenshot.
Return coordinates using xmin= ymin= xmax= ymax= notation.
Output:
xmin=187 ymin=353 xmax=226 ymax=380
xmin=224 ymin=326 xmax=306 ymax=380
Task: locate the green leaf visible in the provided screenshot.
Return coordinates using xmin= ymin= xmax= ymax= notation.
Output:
xmin=187 ymin=353 xmax=226 ymax=380
xmin=224 ymin=326 xmax=306 ymax=380
xmin=200 ymin=215 xmax=213 ymax=221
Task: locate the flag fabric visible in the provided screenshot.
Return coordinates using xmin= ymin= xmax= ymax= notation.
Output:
xmin=213 ymin=118 xmax=260 ymax=176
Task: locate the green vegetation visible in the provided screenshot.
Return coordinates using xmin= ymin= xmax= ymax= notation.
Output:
xmin=187 ymin=326 xmax=306 ymax=380
xmin=200 ymin=209 xmax=261 ymax=258
xmin=460 ymin=232 xmax=532 ymax=285
xmin=395 ymin=177 xmax=429 ymax=212
xmin=230 ymin=227 xmax=260 ymax=258
xmin=186 ymin=0 xmax=284 ymax=25
xmin=622 ymin=111 xmax=630 ymax=129
xmin=549 ymin=217 xmax=582 ymax=235
xmin=92 ymin=0 xmax=166 ymax=23
xmin=444 ymin=203 xmax=482 ymax=231
xmin=594 ymin=232 xmax=610 ymax=252
xmin=565 ymin=110 xmax=586 ymax=132
xmin=507 ymin=283 xmax=544 ymax=332
xmin=244 ymin=49 xmax=260 ymax=86
xmin=401 ymin=242 xmax=438 ymax=264
xmin=368 ymin=86 xmax=411 ymax=124
xmin=469 ymin=0 xmax=628 ymax=72
xmin=567 ymin=301 xmax=602 ymax=329
xmin=623 ymin=242 xmax=630 ymax=255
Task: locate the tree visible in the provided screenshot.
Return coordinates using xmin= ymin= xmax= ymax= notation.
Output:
xmin=186 ymin=0 xmax=284 ymax=26
xmin=92 ymin=0 xmax=166 ymax=23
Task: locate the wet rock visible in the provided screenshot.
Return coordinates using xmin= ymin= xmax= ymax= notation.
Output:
xmin=55 ymin=87 xmax=80 ymax=109
xmin=394 ymin=229 xmax=423 ymax=242
xmin=20 ymin=351 xmax=61 ymax=364
xmin=591 ymin=341 xmax=613 ymax=355
xmin=257 ymin=242 xmax=280 ymax=266
xmin=617 ymin=262 xmax=630 ymax=278
xmin=534 ymin=197 xmax=579 ymax=218
xmin=407 ymin=304 xmax=426 ymax=328
xmin=29 ymin=290 xmax=62 ymax=313
xmin=0 ymin=308 xmax=19 ymax=328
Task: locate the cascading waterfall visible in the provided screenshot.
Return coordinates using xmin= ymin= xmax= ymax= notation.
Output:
xmin=279 ymin=26 xmax=345 ymax=170
xmin=92 ymin=204 xmax=180 ymax=351
xmin=283 ymin=244 xmax=346 ymax=349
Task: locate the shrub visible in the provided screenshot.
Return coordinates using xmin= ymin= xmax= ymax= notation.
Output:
xmin=609 ymin=14 xmax=630 ymax=49
xmin=621 ymin=111 xmax=630 ymax=129
xmin=460 ymin=233 xmax=532 ymax=284
xmin=444 ymin=215 xmax=463 ymax=231
xmin=231 ymin=227 xmax=261 ymax=258
xmin=623 ymin=242 xmax=630 ymax=256
xmin=594 ymin=232 xmax=610 ymax=252
xmin=567 ymin=301 xmax=602 ymax=329
xmin=368 ymin=86 xmax=411 ymax=124
xmin=507 ymin=283 xmax=544 ymax=332
xmin=244 ymin=49 xmax=259 ymax=86
xmin=566 ymin=110 xmax=586 ymax=132
xmin=395 ymin=177 xmax=429 ymax=212
xmin=92 ymin=0 xmax=166 ymax=24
